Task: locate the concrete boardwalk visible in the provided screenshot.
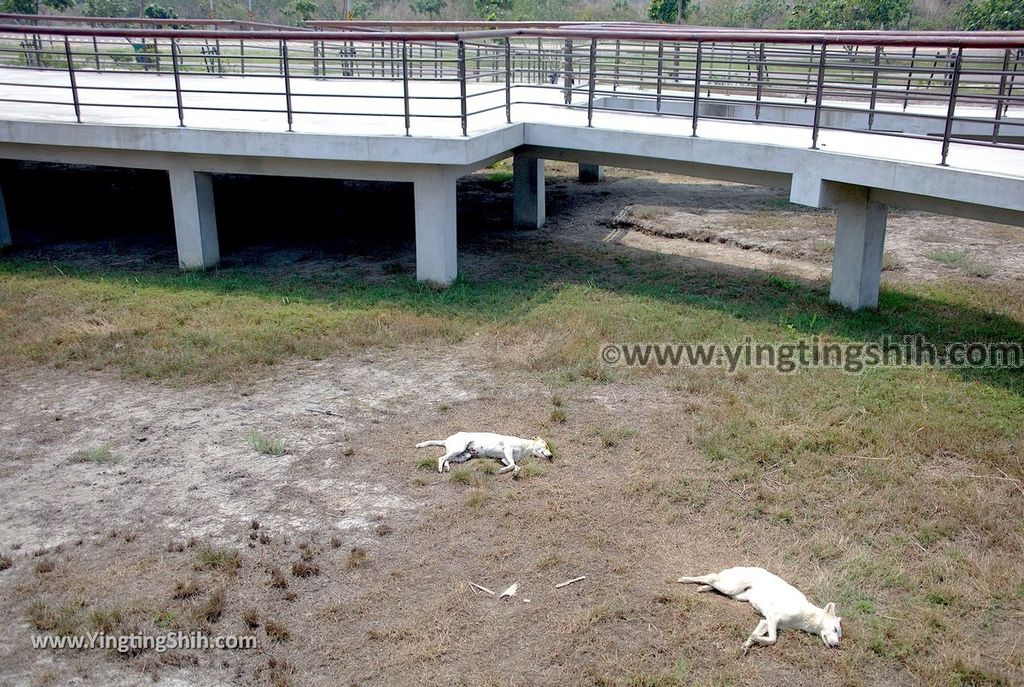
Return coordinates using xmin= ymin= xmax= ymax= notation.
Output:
xmin=1 ymin=66 xmax=1022 ymax=309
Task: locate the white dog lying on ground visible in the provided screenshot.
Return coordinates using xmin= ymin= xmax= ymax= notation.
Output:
xmin=678 ymin=566 xmax=842 ymax=653
xmin=416 ymin=432 xmax=553 ymax=477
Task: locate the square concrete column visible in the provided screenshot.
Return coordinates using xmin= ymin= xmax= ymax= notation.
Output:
xmin=513 ymin=155 xmax=545 ymax=229
xmin=830 ymin=186 xmax=888 ymax=311
xmin=414 ymin=170 xmax=458 ymax=287
xmin=169 ymin=167 xmax=220 ymax=270
xmin=578 ymin=163 xmax=603 ymax=183
xmin=0 ymin=182 xmax=11 ymax=249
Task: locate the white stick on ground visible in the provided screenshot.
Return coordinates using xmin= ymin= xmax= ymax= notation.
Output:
xmin=469 ymin=582 xmax=495 ymax=596
xmin=555 ymin=576 xmax=586 ymax=588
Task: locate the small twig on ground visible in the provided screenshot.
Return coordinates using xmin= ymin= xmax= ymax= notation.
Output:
xmin=306 ymin=407 xmax=338 ymax=416
xmin=909 ymin=536 xmax=928 ymax=554
xmin=996 ymin=468 xmax=1024 ymax=497
xmin=555 ymin=576 xmax=586 ymax=589
xmin=469 ymin=582 xmax=495 ymax=596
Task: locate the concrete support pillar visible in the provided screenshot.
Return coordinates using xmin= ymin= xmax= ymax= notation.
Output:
xmin=169 ymin=167 xmax=219 ymax=270
xmin=829 ymin=186 xmax=888 ymax=311
xmin=578 ymin=163 xmax=603 ymax=183
xmin=0 ymin=182 xmax=10 ymax=249
xmin=513 ymin=155 xmax=545 ymax=229
xmin=414 ymin=170 xmax=458 ymax=287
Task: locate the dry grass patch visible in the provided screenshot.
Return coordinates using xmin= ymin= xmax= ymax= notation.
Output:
xmin=345 ymin=547 xmax=369 ymax=569
xmin=193 ymin=589 xmax=227 ymax=624
xmin=264 ymin=619 xmax=290 ymax=643
xmin=291 ymin=561 xmax=320 ymax=578
xmin=171 ymin=580 xmax=201 ymax=600
xmin=196 ymin=546 xmax=241 ymax=575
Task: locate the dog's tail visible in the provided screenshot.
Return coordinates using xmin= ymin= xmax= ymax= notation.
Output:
xmin=415 ymin=440 xmax=446 ymax=448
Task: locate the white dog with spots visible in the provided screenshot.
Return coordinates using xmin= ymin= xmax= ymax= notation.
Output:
xmin=416 ymin=432 xmax=553 ymax=477
xmin=678 ymin=566 xmax=842 ymax=653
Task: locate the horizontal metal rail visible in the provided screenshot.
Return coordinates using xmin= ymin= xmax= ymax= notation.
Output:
xmin=0 ymin=19 xmax=1020 ymax=164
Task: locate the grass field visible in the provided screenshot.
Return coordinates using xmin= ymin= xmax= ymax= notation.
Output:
xmin=0 ymin=166 xmax=1022 ymax=685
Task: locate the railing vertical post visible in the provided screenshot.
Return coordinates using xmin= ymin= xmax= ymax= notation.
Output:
xmin=171 ymin=38 xmax=185 ymax=127
xmin=458 ymin=40 xmax=468 ymax=136
xmin=867 ymin=45 xmax=881 ymax=130
xmin=902 ymin=46 xmax=917 ymax=111
xmin=940 ymin=47 xmax=963 ymax=166
xmin=91 ymin=23 xmax=100 ymax=72
xmin=563 ymin=39 xmax=573 ymax=105
xmin=754 ymin=42 xmax=765 ymax=120
xmin=655 ymin=41 xmax=664 ymax=112
xmin=63 ymin=36 xmax=81 ymax=124
xmin=706 ymin=42 xmax=714 ymax=97
xmin=613 ymin=39 xmax=620 ymax=92
xmin=804 ymin=45 xmax=815 ymax=104
xmin=587 ymin=37 xmax=597 ymax=127
xmin=536 ymin=37 xmax=542 ymax=84
xmin=240 ymin=38 xmax=245 ymax=75
xmin=993 ymin=49 xmax=1011 ymax=142
xmin=505 ymin=37 xmax=512 ymax=124
xmin=811 ymin=43 xmax=827 ymax=149
xmin=1007 ymin=49 xmax=1021 ymax=116
xmin=282 ymin=40 xmax=293 ymax=132
xmin=691 ymin=41 xmax=702 ymax=137
xmin=401 ymin=41 xmax=411 ymax=136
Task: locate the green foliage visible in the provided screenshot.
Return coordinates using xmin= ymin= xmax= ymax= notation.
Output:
xmin=474 ymin=0 xmax=511 ymax=20
xmin=957 ymin=0 xmax=1024 ymax=30
xmin=789 ymin=0 xmax=910 ymax=29
xmin=284 ymin=0 xmax=317 ymax=22
xmin=647 ymin=0 xmax=689 ymax=23
xmin=412 ymin=0 xmax=446 ymax=16
xmin=144 ymin=3 xmax=178 ymax=17
xmin=349 ymin=0 xmax=380 ymax=18
xmin=697 ymin=0 xmax=787 ymax=28
xmin=85 ymin=0 xmax=128 ymax=15
xmin=0 ymin=0 xmax=71 ymax=15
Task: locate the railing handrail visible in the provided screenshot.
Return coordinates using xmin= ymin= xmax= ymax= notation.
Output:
xmin=307 ymin=20 xmax=578 ymax=30
xmin=0 ymin=12 xmax=302 ymax=31
xmin=0 ymin=22 xmax=515 ymax=42
xmin=0 ymin=17 xmax=1021 ymax=49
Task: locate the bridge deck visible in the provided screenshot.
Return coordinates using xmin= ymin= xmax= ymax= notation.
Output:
xmin=1 ymin=66 xmax=1022 ymax=178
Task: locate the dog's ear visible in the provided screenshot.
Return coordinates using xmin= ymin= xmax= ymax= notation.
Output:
xmin=824 ymin=602 xmax=836 ymax=616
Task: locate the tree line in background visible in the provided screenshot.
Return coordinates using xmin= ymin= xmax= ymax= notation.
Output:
xmin=0 ymin=0 xmax=1019 ymax=31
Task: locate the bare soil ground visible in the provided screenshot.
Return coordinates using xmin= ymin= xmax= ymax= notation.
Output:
xmin=0 ymin=162 xmax=1021 ymax=687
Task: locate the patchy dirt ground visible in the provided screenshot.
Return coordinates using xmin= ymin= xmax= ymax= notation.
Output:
xmin=0 ymin=343 xmax=792 ymax=687
xmin=0 ymin=162 xmax=1022 ymax=686
xmin=546 ymin=165 xmax=1024 ymax=285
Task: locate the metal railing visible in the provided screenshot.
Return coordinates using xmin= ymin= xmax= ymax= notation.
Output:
xmin=0 ymin=17 xmax=1021 ymax=164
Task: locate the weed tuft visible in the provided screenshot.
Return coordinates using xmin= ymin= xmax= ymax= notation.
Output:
xmin=248 ymin=430 xmax=287 ymax=456
xmin=345 ymin=547 xmax=369 ymax=569
xmin=72 ymin=446 xmax=117 ymax=464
